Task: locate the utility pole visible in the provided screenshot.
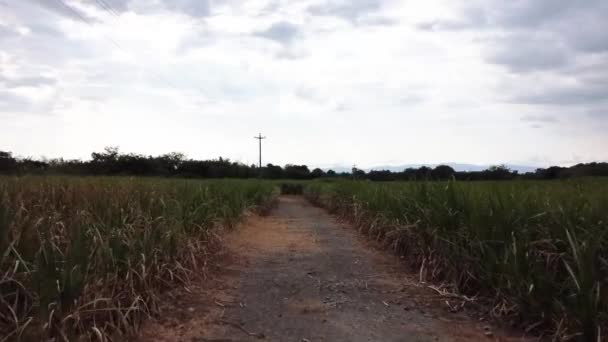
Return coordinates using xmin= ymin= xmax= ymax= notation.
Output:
xmin=254 ymin=133 xmax=266 ymax=173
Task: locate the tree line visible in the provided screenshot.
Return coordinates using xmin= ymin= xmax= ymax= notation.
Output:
xmin=1 ymin=147 xmax=607 ymax=180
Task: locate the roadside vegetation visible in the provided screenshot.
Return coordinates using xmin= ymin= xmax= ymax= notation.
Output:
xmin=2 ymin=148 xmax=608 ymax=181
xmin=0 ymin=176 xmax=276 ymax=340
xmin=2 ymin=146 xmax=607 ymax=341
xmin=305 ymin=179 xmax=607 ymax=341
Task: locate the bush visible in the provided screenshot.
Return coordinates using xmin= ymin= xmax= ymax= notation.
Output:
xmin=280 ymin=183 xmax=304 ymax=195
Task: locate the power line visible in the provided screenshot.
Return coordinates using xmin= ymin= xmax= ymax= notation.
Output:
xmin=88 ymin=0 xmax=208 ymax=99
xmin=93 ymin=0 xmax=120 ymax=18
xmin=52 ymin=0 xmax=95 ymax=26
xmin=48 ymin=0 xmax=194 ymax=95
xmin=84 ymin=0 xmax=211 ymax=102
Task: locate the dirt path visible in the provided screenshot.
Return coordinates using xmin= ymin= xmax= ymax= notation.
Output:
xmin=139 ymin=196 xmax=528 ymax=342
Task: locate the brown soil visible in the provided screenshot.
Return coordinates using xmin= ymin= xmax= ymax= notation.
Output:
xmin=138 ymin=196 xmax=532 ymax=342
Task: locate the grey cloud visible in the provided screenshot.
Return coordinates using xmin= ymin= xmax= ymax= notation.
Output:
xmin=493 ymin=0 xmax=578 ymax=28
xmin=559 ymin=15 xmax=608 ymax=53
xmin=6 ymin=32 xmax=96 ymax=66
xmin=397 ymin=94 xmax=424 ymax=106
xmin=521 ymin=115 xmax=558 ymax=123
xmin=294 ymin=87 xmax=314 ymax=99
xmin=90 ymin=0 xmax=208 ymax=17
xmin=162 ymin=0 xmax=210 ymax=17
xmin=34 ymin=0 xmax=131 ymax=17
xmin=588 ymin=109 xmax=608 ymax=118
xmin=95 ymin=0 xmax=130 ymax=13
xmin=420 ymin=0 xmax=603 ymax=31
xmin=417 ymin=20 xmax=469 ymax=31
xmin=294 ymin=86 xmax=326 ymax=104
xmin=521 ymin=114 xmax=559 ymax=129
xmin=0 ymin=25 xmax=18 ymax=38
xmin=459 ymin=1 xmax=608 ymax=122
xmin=0 ymin=89 xmax=58 ymax=116
xmin=503 ymin=55 xmax=608 ymax=118
xmin=23 ymin=0 xmax=209 ymax=21
xmin=104 ymin=0 xmax=210 ymax=17
xmin=1 ymin=2 xmax=96 ymax=66
xmin=357 ymin=16 xmax=398 ymax=27
xmin=26 ymin=23 xmax=65 ymax=37
xmin=35 ymin=0 xmax=143 ymax=17
xmin=275 ymin=49 xmax=308 ymax=60
xmin=5 ymin=1 xmax=69 ymax=39
xmin=24 ymin=0 xmax=94 ymax=21
xmin=260 ymin=0 xmax=280 ymax=14
xmin=417 ymin=7 xmax=487 ymax=31
xmin=419 ymin=0 xmax=608 ymax=74
xmin=334 ymin=103 xmax=350 ymax=112
xmin=176 ymin=33 xmax=215 ymax=55
xmin=0 ymin=91 xmax=33 ymax=113
xmin=0 ymin=75 xmax=56 ymax=88
xmin=485 ymin=35 xmax=570 ymax=72
xmin=308 ymin=0 xmax=382 ymax=22
xmin=513 ymin=84 xmax=607 ymax=106
xmin=255 ymin=21 xmax=299 ymax=45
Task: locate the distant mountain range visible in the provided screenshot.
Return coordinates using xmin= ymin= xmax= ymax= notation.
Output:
xmin=320 ymin=163 xmax=540 ymax=174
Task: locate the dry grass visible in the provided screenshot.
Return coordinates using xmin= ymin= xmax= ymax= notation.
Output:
xmin=305 ymin=179 xmax=607 ymax=341
xmin=0 ymin=176 xmax=276 ymax=341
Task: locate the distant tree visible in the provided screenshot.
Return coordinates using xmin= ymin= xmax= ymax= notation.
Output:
xmin=0 ymin=151 xmax=17 ymax=173
xmin=263 ymin=163 xmax=284 ymax=179
xmin=91 ymin=146 xmax=119 ymax=163
xmin=90 ymin=146 xmax=121 ymax=174
xmin=158 ymin=152 xmax=185 ymax=174
xmin=415 ymin=166 xmax=432 ymax=180
xmin=311 ymin=168 xmax=325 ymax=178
xmin=399 ymin=168 xmax=418 ymax=180
xmin=47 ymin=158 xmax=87 ymax=175
xmin=484 ymin=165 xmax=517 ymax=180
xmin=284 ymin=164 xmax=311 ymax=179
xmin=116 ymin=153 xmax=157 ymax=175
xmin=367 ymin=170 xmax=394 ymax=181
xmin=18 ymin=157 xmax=48 ymax=174
xmin=567 ymin=162 xmax=608 ymax=177
xmin=431 ymin=165 xmax=455 ymax=180
xmin=535 ymin=166 xmax=564 ymax=179
xmin=352 ymin=167 xmax=366 ymax=180
xmin=4 ymin=147 xmax=608 ymax=181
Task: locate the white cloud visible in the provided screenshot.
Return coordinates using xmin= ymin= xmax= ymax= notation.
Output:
xmin=0 ymin=0 xmax=606 ymax=166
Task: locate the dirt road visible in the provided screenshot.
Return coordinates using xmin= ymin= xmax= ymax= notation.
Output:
xmin=139 ymin=196 xmax=526 ymax=342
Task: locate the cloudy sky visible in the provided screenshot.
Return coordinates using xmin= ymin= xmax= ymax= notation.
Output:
xmin=1 ymin=0 xmax=606 ymax=168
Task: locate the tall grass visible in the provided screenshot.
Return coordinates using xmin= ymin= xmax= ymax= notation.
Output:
xmin=0 ymin=176 xmax=276 ymax=341
xmin=305 ymin=179 xmax=607 ymax=340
